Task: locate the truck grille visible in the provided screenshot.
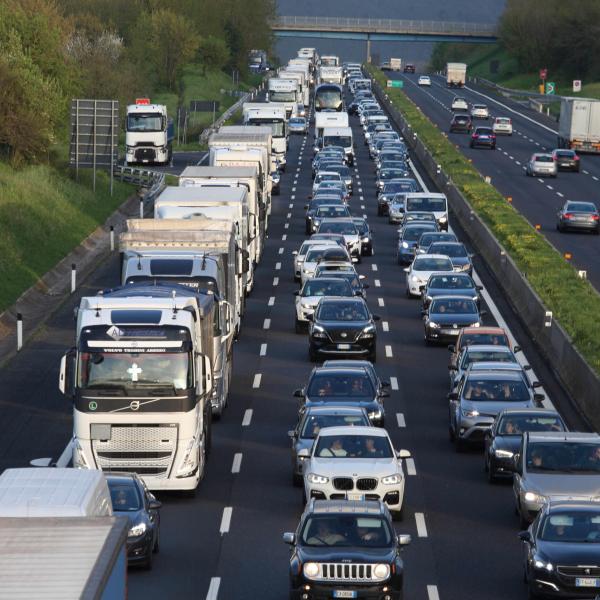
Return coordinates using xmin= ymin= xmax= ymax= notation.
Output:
xmin=333 ymin=477 xmax=353 ymax=491
xmin=92 ymin=424 xmax=177 ymax=479
xmin=306 ymin=563 xmax=389 ymax=583
xmin=134 ymin=148 xmax=156 ymax=162
xmin=356 ymin=477 xmax=378 ymax=491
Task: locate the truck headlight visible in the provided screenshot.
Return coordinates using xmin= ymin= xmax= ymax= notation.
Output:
xmin=128 ymin=522 xmax=147 ymax=538
xmin=72 ymin=437 xmax=90 ymax=469
xmin=381 ymin=474 xmax=401 ymax=485
xmin=176 ymin=438 xmax=197 ymax=477
xmin=373 ymin=564 xmax=390 ymax=579
xmin=307 ymin=473 xmax=329 ymax=484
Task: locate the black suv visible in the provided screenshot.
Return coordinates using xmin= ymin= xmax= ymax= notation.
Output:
xmin=284 ymin=499 xmax=411 ymax=600
xmin=449 ymin=113 xmax=472 ymax=133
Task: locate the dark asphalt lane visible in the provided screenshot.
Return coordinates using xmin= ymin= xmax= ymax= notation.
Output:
xmin=0 ymin=80 xmax=590 ymax=600
xmin=390 ymin=71 xmax=600 ymax=290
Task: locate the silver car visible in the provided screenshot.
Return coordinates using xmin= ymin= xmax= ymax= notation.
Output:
xmin=288 ymin=116 xmax=308 ymax=134
xmin=526 ymin=153 xmax=557 ymax=177
xmin=511 ymin=432 xmax=600 ymax=527
xmin=449 ymin=346 xmax=523 ymax=390
xmin=287 ymin=406 xmax=371 ymax=486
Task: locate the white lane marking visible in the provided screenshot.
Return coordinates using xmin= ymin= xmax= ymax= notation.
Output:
xmin=360 ymin=195 xmax=364 ymax=201
xmin=502 ymin=151 xmax=508 ymax=156
xmin=406 ymin=458 xmax=417 ymax=476
xmin=282 ymin=234 xmax=287 ymax=241
xmin=268 ymin=296 xmax=275 ymax=306
xmin=206 ymin=578 xmax=221 ymax=600
xmin=358 ymin=187 xmax=363 ymax=192
xmin=252 ymin=373 xmax=262 ymax=389
xmin=415 ymin=513 xmax=428 ymax=537
xmin=292 ymin=187 xmax=296 ymax=192
xmin=547 ymin=185 xmax=553 ymax=190
xmin=242 ymin=409 xmax=253 ymax=426
xmin=378 ymin=298 xmax=385 ymax=307
xmin=289 ymin=203 xmax=293 ymax=208
xmin=538 ymin=178 xmax=545 ymax=183
xmin=220 ymin=507 xmax=233 ymax=535
xmin=260 ymin=343 xmax=267 ymax=357
xmin=291 ymin=195 xmax=295 ymax=200
xmin=390 ymin=377 xmax=399 ymax=390
xmin=275 ymin=262 xmax=281 ymax=270
xmin=287 ymin=212 xmax=292 ymax=219
xmin=279 ymin=247 xmax=284 ymax=254
xmin=557 ymin=192 xmax=564 ymax=197
xmin=273 ymin=277 xmax=279 ymax=286
xmin=427 ymin=585 xmax=440 ymax=600
xmin=382 ymin=321 xmax=389 ymax=332
xmin=583 ymin=170 xmax=590 ymax=175
xmin=385 ymin=345 xmax=393 ymax=357
xmin=515 ymin=160 xmax=521 ymax=165
xmin=263 ymin=318 xmax=271 ymax=329
xmin=232 ymin=453 xmax=243 ymax=473
xmin=372 ymin=264 xmax=378 ymax=271
xmin=396 ymin=413 xmax=406 ymax=427
xmin=363 ymin=214 xmax=368 ymax=219
xmin=593 ymin=176 xmax=599 ymax=181
xmin=374 ymin=279 xmax=381 ymax=287
xmin=284 ymin=223 xmax=289 ymax=229
xmin=56 ymin=440 xmax=73 ymax=468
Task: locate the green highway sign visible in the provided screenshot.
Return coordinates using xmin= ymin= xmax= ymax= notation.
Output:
xmin=545 ymin=82 xmax=556 ymax=95
xmin=387 ymin=80 xmax=404 ymax=89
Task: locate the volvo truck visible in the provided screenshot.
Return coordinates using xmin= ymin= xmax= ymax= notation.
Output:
xmin=558 ymin=97 xmax=600 ymax=153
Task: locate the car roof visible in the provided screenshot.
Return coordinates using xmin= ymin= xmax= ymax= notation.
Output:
xmin=466 ymin=368 xmax=525 ymax=380
xmin=319 ymin=297 xmax=365 ymax=305
xmin=497 ymin=407 xmax=560 ymax=418
xmin=323 ymin=360 xmax=375 ymax=370
xmin=305 ymin=405 xmax=368 ymax=415
xmin=105 ymin=473 xmax=140 ymax=484
xmin=546 ymin=499 xmax=600 ymax=512
xmin=310 ymin=499 xmax=386 ymax=515
xmin=467 ymin=362 xmax=522 ymax=371
xmin=526 ymin=431 xmax=600 ymax=442
xmin=463 ymin=344 xmax=513 ymax=354
xmin=461 ymin=326 xmax=506 ymax=335
xmin=315 ymin=366 xmax=370 ymax=375
xmin=317 ymin=425 xmax=388 ymax=437
xmin=415 ymin=253 xmax=454 ymax=261
xmin=430 ymin=294 xmax=477 ymax=302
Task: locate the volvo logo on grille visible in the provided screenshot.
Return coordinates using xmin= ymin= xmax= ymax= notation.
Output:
xmin=585 ymin=568 xmax=591 ymax=575
xmin=341 ymin=332 xmax=348 ymax=338
xmin=130 ymin=401 xmax=140 ymax=411
xmin=453 ymin=324 xmax=458 ymax=329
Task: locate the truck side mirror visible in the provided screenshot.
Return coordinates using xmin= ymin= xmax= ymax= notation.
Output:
xmin=240 ymin=249 xmax=250 ymax=274
xmin=59 ymin=348 xmax=76 ymax=397
xmin=199 ymin=354 xmax=213 ymax=396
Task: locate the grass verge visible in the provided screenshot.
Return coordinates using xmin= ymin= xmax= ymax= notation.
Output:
xmin=0 ymin=164 xmax=132 ymax=311
xmin=368 ymin=65 xmax=600 ymax=374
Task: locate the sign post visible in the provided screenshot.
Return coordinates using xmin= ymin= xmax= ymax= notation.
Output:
xmin=545 ymin=82 xmax=556 ymax=95
xmin=539 ymin=68 xmax=548 ymax=95
xmin=573 ymin=80 xmax=582 ymax=93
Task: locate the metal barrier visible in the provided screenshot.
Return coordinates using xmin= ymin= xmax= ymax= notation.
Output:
xmin=113 ymin=165 xmax=166 ymax=213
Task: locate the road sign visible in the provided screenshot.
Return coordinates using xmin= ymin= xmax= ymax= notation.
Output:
xmin=573 ymin=80 xmax=582 ymax=93
xmin=387 ymin=80 xmax=404 ymax=89
xmin=539 ymin=68 xmax=548 ymax=80
xmin=545 ymin=82 xmax=555 ymax=95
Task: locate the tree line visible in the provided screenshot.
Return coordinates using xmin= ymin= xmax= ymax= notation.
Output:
xmin=0 ymin=0 xmax=275 ymax=165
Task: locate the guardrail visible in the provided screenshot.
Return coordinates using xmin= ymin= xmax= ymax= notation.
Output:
xmin=272 ymin=16 xmax=497 ymax=36
xmin=468 ymin=75 xmax=564 ymax=102
xmin=113 ymin=165 xmax=165 ymax=214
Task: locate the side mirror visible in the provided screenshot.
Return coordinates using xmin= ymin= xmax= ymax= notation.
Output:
xmin=306 ymin=314 xmax=313 ymax=322
xmin=59 ymin=348 xmax=77 ymax=397
xmin=304 ymin=204 xmax=309 ymax=210
xmin=396 ymin=449 xmax=411 ymax=459
xmin=476 ymin=285 xmax=483 ymax=291
xmin=200 ymin=354 xmax=213 ymax=396
xmin=532 ymin=381 xmax=542 ymax=388
xmin=523 ymin=364 xmax=532 ymax=371
xmin=362 ymin=284 xmax=370 ymax=290
xmin=293 ymin=388 xmax=304 ymax=398
xmin=382 ymin=381 xmax=391 ymax=388
xmin=534 ymin=393 xmax=545 ymax=404
xmin=282 ymin=532 xmax=296 ymax=545
xmin=359 ymin=274 xmax=366 ymax=280
xmin=448 ymin=345 xmax=455 ymax=353
xmin=479 ymin=310 xmax=488 ymax=316
xmin=397 ymin=533 xmax=412 ymax=546
xmin=403 ymin=267 xmax=409 ymax=273
xmin=447 ymin=392 xmax=458 ymax=401
xmin=448 ymin=365 xmax=457 ymax=371
xmin=418 ymin=285 xmax=425 ymax=291
xmin=510 ymin=453 xmax=522 ymax=474
xmin=514 ymin=345 xmax=522 ymax=353
xmin=148 ymin=499 xmax=162 ymax=510
xmin=240 ymin=249 xmax=250 ymax=274
xmin=373 ymin=315 xmax=381 ymax=321
xmin=307 ymin=195 xmax=313 ymax=200
xmin=518 ymin=530 xmax=532 ymax=543
xmin=297 ymin=448 xmax=310 ymax=459
xmin=292 ymin=250 xmax=299 ymax=256
xmin=379 ymin=390 xmax=390 ymax=398
xmin=421 ymin=310 xmax=427 ymax=317
xmin=287 ymin=430 xmax=296 ymax=438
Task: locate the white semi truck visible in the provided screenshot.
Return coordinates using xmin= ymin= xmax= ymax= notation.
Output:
xmin=315 ymin=112 xmax=349 ymax=140
xmin=446 ymin=63 xmax=467 ymax=87
xmin=125 ymin=99 xmax=174 ymax=166
xmin=279 ymin=69 xmax=309 ymax=107
xmin=267 ymin=78 xmax=298 ymax=118
xmin=558 ymin=97 xmax=600 ymax=153
xmin=242 ymin=104 xmax=288 ymax=172
xmin=319 ymin=66 xmax=344 ymax=85
xmin=287 ymin=60 xmax=313 ymax=90
xmin=59 ymin=284 xmax=217 ymax=492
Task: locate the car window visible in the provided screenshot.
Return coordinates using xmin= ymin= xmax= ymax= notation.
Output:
xmin=319 ymin=221 xmax=358 ymax=235
xmin=109 ymin=482 xmax=142 ymax=511
xmin=301 ymin=515 xmax=393 ymax=547
xmin=317 ymin=302 xmax=368 ymax=321
xmin=429 ymin=275 xmax=474 ymax=289
xmin=406 ymin=197 xmax=447 ymax=212
xmin=300 ymin=413 xmax=369 ymax=438
xmin=429 ymin=243 xmax=467 ymax=257
xmin=414 ymin=257 xmax=453 ymax=271
xmin=461 ymin=350 xmax=515 ymax=369
xmin=460 ymin=332 xmax=509 ymax=347
xmin=464 ymin=377 xmax=529 ymax=401
xmin=535 ymin=155 xmax=554 ymax=163
xmin=305 ymin=248 xmax=330 ymax=262
xmin=307 ymin=373 xmax=374 ymax=397
xmin=303 ymin=280 xmax=352 ymax=297
xmin=431 ymin=298 xmax=477 ymax=314
xmin=567 ymin=203 xmax=596 ymax=212
xmin=403 ymin=225 xmax=437 ymax=241
xmin=527 ymin=442 xmax=600 ymax=473
xmin=315 ymin=434 xmax=393 ymax=458
xmin=539 ymin=512 xmax=600 ymax=543
xmin=497 ymin=415 xmax=565 ymax=435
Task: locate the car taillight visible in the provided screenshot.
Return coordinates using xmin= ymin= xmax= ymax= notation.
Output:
xmin=592 ymin=214 xmax=599 ymax=221
xmin=575 ymin=155 xmax=580 ymax=160
xmin=472 ymin=134 xmax=478 ymax=139
xmin=564 ymin=213 xmax=573 ymax=219
xmin=491 ymin=134 xmax=496 ymax=139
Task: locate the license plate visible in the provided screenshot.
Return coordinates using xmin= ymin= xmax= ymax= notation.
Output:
xmin=443 ymin=329 xmax=460 ymax=335
xmin=576 ymin=578 xmax=600 ymax=587
xmin=348 ymin=493 xmax=364 ymax=501
xmin=338 ymin=344 xmax=351 ymax=350
xmin=333 ymin=591 xmax=357 ymax=598
xmin=480 ymin=135 xmax=489 ymax=139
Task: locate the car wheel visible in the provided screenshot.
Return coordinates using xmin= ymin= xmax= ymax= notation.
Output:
xmin=293 ymin=472 xmax=303 ymax=487
xmin=308 ymin=347 xmax=318 ymax=362
xmin=295 ymin=318 xmax=304 ymax=334
xmin=153 ymin=527 xmax=160 ymax=554
xmin=455 ymin=437 xmax=465 ymax=453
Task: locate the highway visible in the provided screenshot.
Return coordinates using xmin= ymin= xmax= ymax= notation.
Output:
xmin=0 ymin=81 xmax=591 ymax=599
xmin=388 ymin=71 xmax=600 ymax=290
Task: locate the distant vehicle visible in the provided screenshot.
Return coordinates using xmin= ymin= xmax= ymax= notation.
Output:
xmin=288 ymin=116 xmax=308 ymax=134
xmin=296 ymin=103 xmax=306 ymax=118
xmin=556 ymin=200 xmax=600 ymax=234
xmin=125 ymin=99 xmax=173 ymax=166
xmin=525 ymin=153 xmax=557 ymax=177
xmin=470 ymin=127 xmax=496 ymax=149
xmin=558 ymin=97 xmax=600 ymax=153
xmin=404 ymin=254 xmax=454 ymax=297
xmin=450 ymin=113 xmax=473 ymax=133
xmin=423 ymin=296 xmax=485 ymax=344
xmin=446 ymin=62 xmax=467 ymax=87
xmin=492 ymin=117 xmax=513 ymax=135
xmin=551 ymin=148 xmax=580 ymax=171
xmin=470 ymin=104 xmax=489 ymax=120
xmin=404 ymin=64 xmax=416 ymax=74
xmin=418 ymin=75 xmax=431 ymax=86
xmin=389 ymin=58 xmax=402 ymax=71
xmin=451 ymin=96 xmax=469 ymax=111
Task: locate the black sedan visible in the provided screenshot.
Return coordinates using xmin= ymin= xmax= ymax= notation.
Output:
xmin=421 ymin=273 xmax=482 ymax=309
xmin=520 ymin=500 xmax=600 ymax=599
xmin=106 ymin=473 xmax=161 ymax=569
xmin=556 ymin=201 xmax=600 ymax=234
xmin=294 ymin=365 xmax=388 ymax=425
xmin=352 ymin=217 xmax=374 ymax=256
xmin=552 ymin=148 xmax=580 ymax=172
xmin=376 ymin=169 xmax=412 ymax=194
xmin=305 ymin=196 xmax=345 ymax=234
xmin=428 ymin=241 xmax=473 ymax=275
xmin=422 ymin=296 xmax=484 ymax=344
xmin=397 ymin=222 xmax=438 ymax=264
xmin=484 ymin=408 xmax=566 ymax=482
xmin=470 ymin=127 xmax=496 ymax=149
xmin=308 ymin=297 xmax=380 ymax=362
xmin=450 ymin=113 xmax=473 ymax=133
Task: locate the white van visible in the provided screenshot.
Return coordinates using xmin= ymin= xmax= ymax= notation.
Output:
xmin=404 ymin=193 xmax=449 ymax=231
xmin=322 ymin=126 xmax=354 ymax=166
xmin=0 ymin=468 xmax=113 ymax=517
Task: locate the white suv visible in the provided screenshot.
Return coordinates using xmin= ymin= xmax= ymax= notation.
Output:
xmin=451 ymin=96 xmax=469 ymax=111
xmin=299 ymin=426 xmax=411 ymax=520
xmin=492 ymin=117 xmax=513 ymax=135
xmin=471 ymin=104 xmax=490 ymax=119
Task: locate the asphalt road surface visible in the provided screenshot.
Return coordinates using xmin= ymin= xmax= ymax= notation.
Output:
xmin=390 ymin=71 xmax=600 ymax=291
xmin=0 ymin=82 xmax=592 ymax=600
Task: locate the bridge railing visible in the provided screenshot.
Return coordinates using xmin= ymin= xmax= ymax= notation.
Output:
xmin=271 ymin=16 xmax=496 ymax=36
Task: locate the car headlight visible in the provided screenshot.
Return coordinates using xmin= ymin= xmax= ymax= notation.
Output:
xmin=461 ymin=409 xmax=479 ymax=418
xmin=307 ymin=473 xmax=329 ymax=484
xmin=533 ymin=556 xmax=553 ymax=572
xmin=410 ymin=275 xmax=420 ymax=282
xmin=359 ymin=325 xmax=376 ymax=339
xmin=303 ymin=562 xmax=320 ymax=578
xmin=470 ymin=322 xmax=480 ymax=328
xmin=368 ymin=409 xmax=382 ymax=420
xmin=128 ymin=522 xmax=147 ymax=538
xmin=428 ymin=321 xmax=440 ymax=329
xmin=312 ymin=325 xmax=327 ymax=339
xmin=381 ymin=474 xmax=402 ymax=485
xmin=494 ymin=449 xmax=514 ymax=458
xmin=72 ymin=437 xmax=90 ymax=469
xmin=373 ymin=563 xmax=390 ymax=579
xmin=362 ymin=237 xmax=370 ymax=243
xmin=401 ymin=242 xmax=409 ymax=249
xmin=176 ymin=437 xmax=198 ymax=477
xmin=438 ymin=216 xmax=447 ymax=223
xmin=425 ymin=295 xmax=433 ymax=303
xmin=524 ymin=492 xmax=546 ymax=504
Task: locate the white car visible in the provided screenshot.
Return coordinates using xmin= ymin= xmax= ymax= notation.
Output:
xmin=301 ymin=245 xmax=342 ymax=283
xmin=293 ymin=240 xmax=338 ymax=281
xmin=299 ymin=426 xmax=411 ymax=520
xmin=317 ymin=218 xmax=362 ymax=261
xmin=404 ymin=254 xmax=454 ymax=297
xmin=418 ymin=75 xmax=432 ymax=86
xmin=470 ymin=104 xmax=490 ymax=120
xmin=492 ymin=117 xmax=513 ymax=135
xmin=451 ymin=97 xmax=469 ymax=111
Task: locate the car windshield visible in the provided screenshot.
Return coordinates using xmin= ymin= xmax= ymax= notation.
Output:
xmin=429 ymin=275 xmax=474 ymax=289
xmin=540 ymin=512 xmax=600 ymax=543
xmin=317 ymin=302 xmax=369 ymax=321
xmin=567 ymin=203 xmax=596 ymax=212
xmin=316 ymin=206 xmax=349 ymax=218
xmin=353 ymin=219 xmax=367 ymax=234
xmin=315 ymin=434 xmax=393 ymax=458
xmin=301 ymin=515 xmax=394 ymax=548
xmin=555 ymin=150 xmax=575 ymax=157
xmin=534 ymin=155 xmax=554 ymax=163
xmin=384 ymin=182 xmax=415 ymax=194
xmin=420 ymin=233 xmax=457 ymax=247
xmin=476 ymin=128 xmax=493 ymax=135
xmin=429 ymin=243 xmax=468 ymax=258
xmin=290 ymin=118 xmax=305 ymax=124
xmin=527 ymin=442 xmax=600 ymax=473
xmin=303 ymin=280 xmax=351 ymax=297
xmin=464 ymin=377 xmax=529 ymax=401
xmin=405 ymin=212 xmax=435 ymax=222
xmin=407 ymin=197 xmax=446 ymax=212
xmin=319 ymin=222 xmax=358 ymax=235
xmin=381 ymin=170 xmax=406 ymax=179
xmin=307 ymin=372 xmax=375 ymax=398
xmin=414 ymin=257 xmax=453 ymax=271
xmin=431 ymin=298 xmax=477 ymax=314
xmin=461 ymin=332 xmax=509 ymax=348
xmin=497 ymin=414 xmax=565 ymax=435
xmin=324 ymin=136 xmax=352 ymax=148
xmin=300 ymin=413 xmax=369 ymax=438
xmin=305 ymin=248 xmax=330 ymax=263
xmin=461 ymin=350 xmax=515 ymax=368
xmin=316 ymin=266 xmax=354 ymax=277
xmin=403 ymin=225 xmax=437 ymax=241
xmin=323 ymin=272 xmax=361 ymax=290
xmin=109 ymin=482 xmax=142 ymax=511
xmin=317 ymin=174 xmax=341 ymax=183
xmin=496 ymin=118 xmax=511 ymax=124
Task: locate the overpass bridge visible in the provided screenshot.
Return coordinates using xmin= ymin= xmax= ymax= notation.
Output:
xmin=271 ymin=16 xmax=498 ymax=43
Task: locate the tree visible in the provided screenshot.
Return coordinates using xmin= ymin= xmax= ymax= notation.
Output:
xmin=197 ymin=35 xmax=230 ymax=74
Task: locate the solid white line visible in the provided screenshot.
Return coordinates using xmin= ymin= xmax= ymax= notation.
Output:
xmin=390 ymin=376 xmax=399 ymax=390
xmin=378 ymin=298 xmax=385 ymax=307
xmin=252 ymin=373 xmax=262 ymax=388
xmin=263 ymin=318 xmax=271 ymax=329
xmin=415 ymin=513 xmax=428 ymax=537
xmin=396 ymin=413 xmax=406 ymax=427
xmin=220 ymin=507 xmax=233 ymax=535
xmin=242 ymin=409 xmax=253 ymax=426
xmin=56 ymin=440 xmax=73 ymax=468
xmin=385 ymin=345 xmax=393 ymax=357
xmin=408 ymin=158 xmax=429 ymax=192
xmin=427 ymin=585 xmax=440 ymax=600
xmin=374 ymin=279 xmax=381 ymax=287
xmin=273 ymin=277 xmax=279 ymax=286
xmin=260 ymin=343 xmax=267 ymax=356
xmin=268 ymin=296 xmax=275 ymax=306
xmin=278 ymin=247 xmax=284 ymax=254
xmin=382 ymin=321 xmax=389 ymax=332
xmin=206 ymin=578 xmax=221 ymax=600
xmin=406 ymin=458 xmax=417 ymax=476
xmin=371 ymin=264 xmax=378 ymax=271
xmin=232 ymin=453 xmax=243 ymax=473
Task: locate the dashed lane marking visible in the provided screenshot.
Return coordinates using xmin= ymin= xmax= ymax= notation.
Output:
xmin=242 ymin=409 xmax=253 ymax=426
xmin=427 ymin=585 xmax=440 ymax=600
xmin=374 ymin=279 xmax=381 ymax=287
xmin=231 ymin=453 xmax=242 ymax=473
xmin=390 ymin=377 xmax=399 ymax=390
xmin=372 ymin=264 xmax=378 ymax=271
xmin=272 ymin=277 xmax=279 ymax=286
xmin=206 ymin=578 xmax=221 ymax=600
xmin=268 ymin=297 xmax=275 ymax=306
xmin=406 ymin=458 xmax=417 ymax=476
xmin=382 ymin=321 xmax=389 ymax=332
xmin=252 ymin=374 xmax=262 ymax=389
xmin=220 ymin=507 xmax=232 ymax=535
xmin=263 ymin=318 xmax=271 ymax=329
xmin=378 ymin=298 xmax=385 ymax=307
xmin=260 ymin=344 xmax=267 ymax=357
xmin=385 ymin=345 xmax=393 ymax=358
xmin=415 ymin=513 xmax=428 ymax=537
xmin=396 ymin=413 xmax=406 ymax=427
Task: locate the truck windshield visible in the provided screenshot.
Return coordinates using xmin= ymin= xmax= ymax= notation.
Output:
xmin=248 ymin=120 xmax=285 ymax=137
xmin=127 ymin=113 xmax=163 ymax=132
xmin=324 ymin=136 xmax=351 ymax=148
xmin=78 ymin=351 xmax=193 ymax=392
xmin=269 ymin=91 xmax=296 ymax=102
xmin=315 ymin=89 xmax=343 ymax=111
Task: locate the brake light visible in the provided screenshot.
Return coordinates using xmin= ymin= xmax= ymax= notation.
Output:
xmin=575 ymin=155 xmax=580 ymax=160
xmin=472 ymin=134 xmax=478 ymax=139
xmin=592 ymin=214 xmax=599 ymax=221
xmin=564 ymin=213 xmax=573 ymax=219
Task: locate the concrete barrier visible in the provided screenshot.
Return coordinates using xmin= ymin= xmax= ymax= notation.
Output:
xmin=371 ymin=78 xmax=600 ymax=429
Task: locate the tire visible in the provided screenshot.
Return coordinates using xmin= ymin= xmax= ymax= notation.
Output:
xmin=153 ymin=527 xmax=160 ymax=554
xmin=308 ymin=347 xmax=318 ymax=362
xmin=295 ymin=318 xmax=304 ymax=334
xmin=293 ymin=473 xmax=303 ymax=487
xmin=455 ymin=437 xmax=466 ymax=453
xmin=486 ymin=457 xmax=498 ymax=483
